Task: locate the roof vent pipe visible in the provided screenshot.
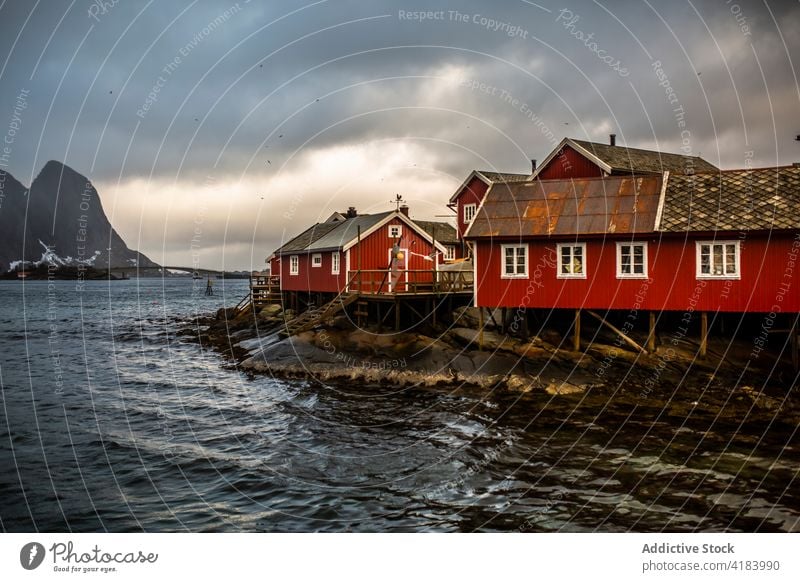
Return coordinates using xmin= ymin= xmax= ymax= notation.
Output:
xmin=531 ymin=159 xmax=537 ymax=173
xmin=609 ymin=134 xmax=616 ymax=146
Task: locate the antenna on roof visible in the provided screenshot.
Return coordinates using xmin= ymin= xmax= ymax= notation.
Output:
xmin=390 ymin=193 xmax=404 ymax=211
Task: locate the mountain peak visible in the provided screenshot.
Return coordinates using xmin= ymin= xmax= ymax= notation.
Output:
xmin=35 ymin=160 xmax=87 ymax=184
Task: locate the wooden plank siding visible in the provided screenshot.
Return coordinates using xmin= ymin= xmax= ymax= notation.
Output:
xmin=474 ymin=232 xmax=800 ymax=313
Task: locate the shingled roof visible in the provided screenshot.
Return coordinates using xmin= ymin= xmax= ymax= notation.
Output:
xmin=558 ymin=138 xmax=719 ymax=175
xmin=477 ymin=171 xmax=530 ymax=183
xmin=659 ymin=166 xmax=800 ymax=232
xmin=465 ymin=175 xmax=662 ymax=238
xmin=414 ymin=220 xmax=459 ymax=244
xmin=273 ymin=221 xmax=342 ymax=254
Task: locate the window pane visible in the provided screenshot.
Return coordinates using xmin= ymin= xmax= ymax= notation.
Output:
xmin=561 ymin=247 xmax=570 ymax=273
xmin=713 ymin=244 xmax=723 ymax=275
xmin=621 ymin=253 xmax=631 ymax=274
xmin=700 ymin=245 xmax=710 ymax=274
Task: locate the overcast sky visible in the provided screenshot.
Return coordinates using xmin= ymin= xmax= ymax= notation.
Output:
xmin=1 ymin=0 xmax=798 ymax=270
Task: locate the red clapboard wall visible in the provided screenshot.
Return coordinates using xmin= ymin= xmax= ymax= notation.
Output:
xmin=474 ymin=232 xmax=800 ymax=313
xmin=536 ymin=145 xmax=604 ymax=180
xmin=454 ymin=176 xmax=489 ymax=238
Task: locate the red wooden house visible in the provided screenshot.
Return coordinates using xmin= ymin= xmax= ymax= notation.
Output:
xmin=267 ymin=207 xmax=454 ymax=299
xmin=463 ymin=137 xmax=800 ymax=324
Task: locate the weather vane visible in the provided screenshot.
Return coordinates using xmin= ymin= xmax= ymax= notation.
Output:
xmin=390 ymin=193 xmax=404 ymax=210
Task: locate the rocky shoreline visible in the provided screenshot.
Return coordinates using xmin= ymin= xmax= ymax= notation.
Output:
xmin=178 ymin=303 xmax=800 ymax=424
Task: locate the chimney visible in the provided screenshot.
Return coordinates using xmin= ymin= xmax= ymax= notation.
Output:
xmin=531 ymin=159 xmax=537 ymax=173
xmin=399 ymin=205 xmax=409 ymax=217
xmin=346 ymin=206 xmax=357 ymax=218
xmin=609 ymin=134 xmax=616 ymax=146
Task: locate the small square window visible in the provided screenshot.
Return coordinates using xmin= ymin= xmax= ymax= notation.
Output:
xmin=389 ymin=225 xmax=402 ymax=239
xmin=311 ymin=253 xmax=322 ymax=267
xmin=501 ymin=244 xmax=527 ymax=278
xmin=463 ymin=203 xmax=477 ymax=223
xmin=557 ymin=243 xmax=587 ymax=278
xmin=696 ymin=241 xmax=740 ymax=279
xmin=616 ymin=242 xmax=648 ymax=278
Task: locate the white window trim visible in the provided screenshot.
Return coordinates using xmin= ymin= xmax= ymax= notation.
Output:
xmin=463 ymin=203 xmax=477 ymax=224
xmin=389 ymin=225 xmax=402 ymax=239
xmin=556 ymin=243 xmax=587 ymax=279
xmin=331 ymin=252 xmax=340 ymax=275
xmin=695 ymin=240 xmax=742 ymax=279
xmin=311 ymin=253 xmax=322 ymax=268
xmin=616 ymin=242 xmax=648 ymax=279
xmin=289 ymin=255 xmax=299 ymax=276
xmin=500 ymin=244 xmax=528 ymax=279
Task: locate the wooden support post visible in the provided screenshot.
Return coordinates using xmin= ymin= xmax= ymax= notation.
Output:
xmin=377 ymin=303 xmax=382 ymax=331
xmin=395 ymin=297 xmax=400 ymax=331
xmin=522 ymin=310 xmax=529 ymax=339
xmin=792 ymin=315 xmax=799 ymax=372
xmin=586 ymin=310 xmax=647 ymax=354
xmin=573 ymin=309 xmax=581 ymax=352
xmin=700 ymin=311 xmax=708 ymax=358
xmin=647 ymin=311 xmax=657 ymax=353
xmin=431 ymin=298 xmax=436 ymax=327
xmin=501 ymin=307 xmax=507 ymax=335
xmin=479 ymin=307 xmax=485 ymax=350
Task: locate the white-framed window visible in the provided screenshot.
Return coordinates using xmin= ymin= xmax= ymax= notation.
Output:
xmin=616 ymin=242 xmax=648 ymax=279
xmin=331 ymin=252 xmax=340 ymax=275
xmin=463 ymin=203 xmax=477 ymax=223
xmin=557 ymin=243 xmax=587 ymax=278
xmin=444 ymin=245 xmax=456 ymax=261
xmin=501 ymin=244 xmax=528 ymax=278
xmin=389 ymin=225 xmax=402 ymax=238
xmin=696 ymin=241 xmax=741 ymax=279
xmin=289 ymin=255 xmax=299 ymax=275
xmin=311 ymin=253 xmax=322 ymax=267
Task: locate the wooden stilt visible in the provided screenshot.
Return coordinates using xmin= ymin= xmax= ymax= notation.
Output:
xmin=791 ymin=315 xmax=799 ymax=372
xmin=377 ymin=303 xmax=382 ymax=331
xmin=573 ymin=309 xmax=581 ymax=352
xmin=647 ymin=311 xmax=657 ymax=353
xmin=700 ymin=311 xmax=708 ymax=358
xmin=522 ymin=310 xmax=529 ymax=339
xmin=501 ymin=307 xmax=508 ymax=334
xmin=586 ymin=310 xmax=646 ymax=354
xmin=479 ymin=307 xmax=485 ymax=350
xmin=395 ymin=297 xmax=400 ymax=331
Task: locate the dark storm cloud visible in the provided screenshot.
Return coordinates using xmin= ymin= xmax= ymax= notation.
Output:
xmin=1 ymin=0 xmax=798 ymax=268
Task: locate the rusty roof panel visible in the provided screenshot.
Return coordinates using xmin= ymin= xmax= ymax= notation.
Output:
xmin=468 ymin=175 xmax=662 ymax=238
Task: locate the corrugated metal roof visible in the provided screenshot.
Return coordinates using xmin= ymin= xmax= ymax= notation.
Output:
xmin=659 ymin=166 xmax=800 ymax=231
xmin=467 ymin=175 xmax=662 ymax=238
xmin=570 ymin=139 xmax=719 ymax=175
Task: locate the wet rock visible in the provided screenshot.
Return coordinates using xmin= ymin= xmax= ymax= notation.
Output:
xmin=448 ymin=327 xmax=518 ymax=352
xmin=545 ymin=381 xmax=585 ymax=395
xmin=258 ymin=304 xmax=282 ymax=318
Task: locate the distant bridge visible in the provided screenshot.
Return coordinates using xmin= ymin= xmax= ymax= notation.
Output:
xmin=106 ymin=265 xmax=253 ymax=278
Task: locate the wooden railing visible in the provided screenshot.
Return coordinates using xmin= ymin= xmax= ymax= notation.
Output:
xmin=250 ymin=274 xmax=281 ymax=306
xmin=347 ymin=270 xmax=473 ymax=295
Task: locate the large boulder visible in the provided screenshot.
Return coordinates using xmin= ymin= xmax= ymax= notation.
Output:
xmin=450 ymin=306 xmax=483 ymax=328
xmin=258 ymin=304 xmax=282 ymax=318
